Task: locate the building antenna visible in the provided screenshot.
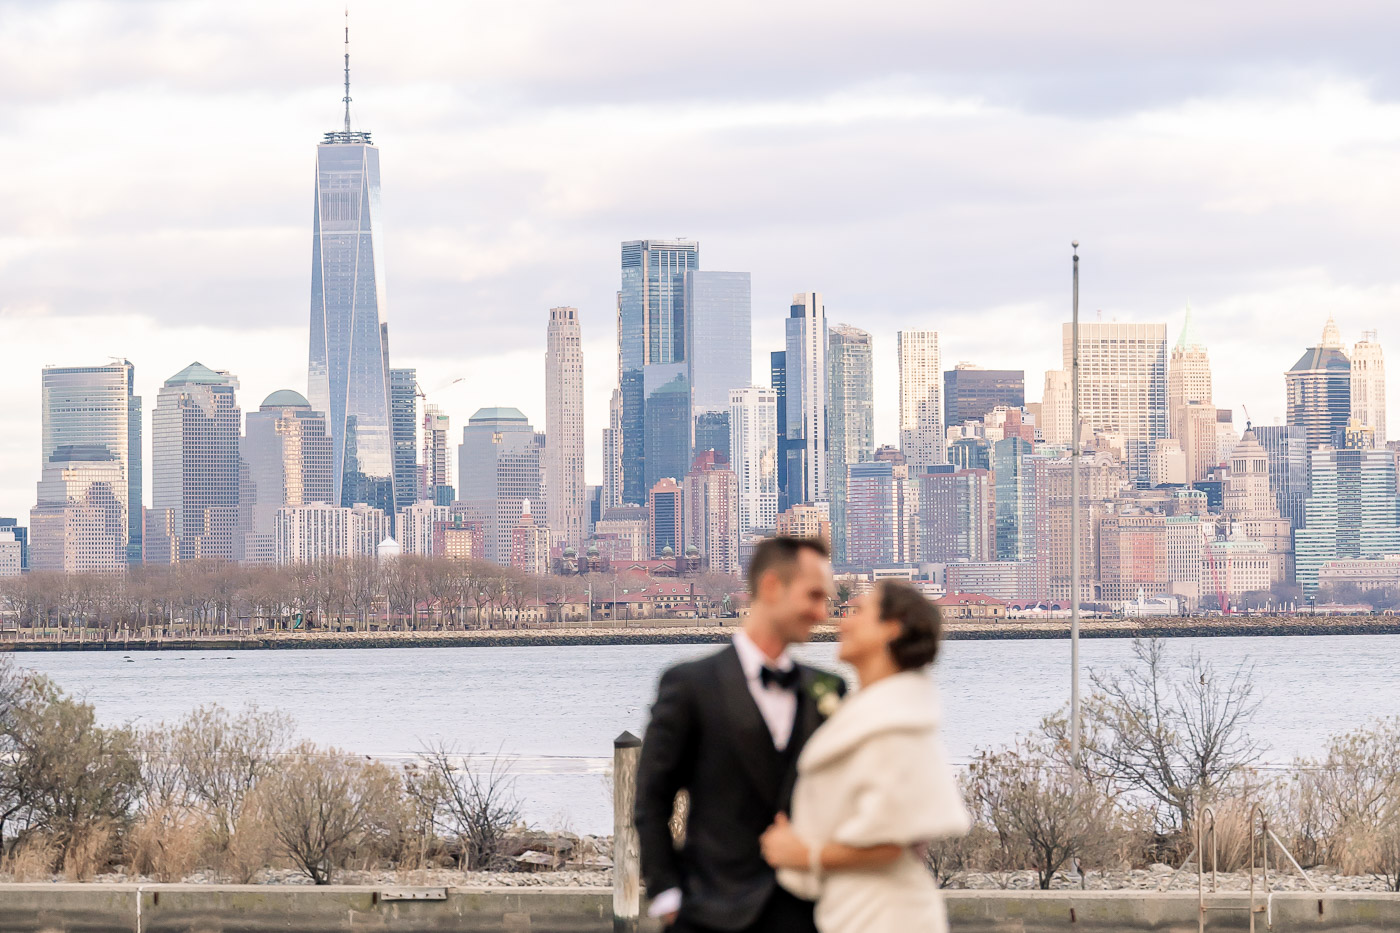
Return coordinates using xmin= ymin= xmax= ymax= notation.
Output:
xmin=342 ymin=8 xmax=352 ymax=133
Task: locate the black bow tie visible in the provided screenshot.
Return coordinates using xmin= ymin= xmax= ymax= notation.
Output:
xmin=760 ymin=665 xmax=800 ymax=691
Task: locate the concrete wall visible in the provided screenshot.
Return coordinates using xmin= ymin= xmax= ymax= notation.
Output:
xmin=0 ymin=885 xmax=1396 ymax=932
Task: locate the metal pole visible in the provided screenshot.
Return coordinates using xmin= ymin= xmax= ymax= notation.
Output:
xmin=1070 ymin=240 xmax=1082 ymax=766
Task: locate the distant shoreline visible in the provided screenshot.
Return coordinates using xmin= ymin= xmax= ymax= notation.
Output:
xmin=3 ymin=614 xmax=1399 ymax=651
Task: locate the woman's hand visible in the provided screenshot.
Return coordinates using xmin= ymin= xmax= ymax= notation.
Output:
xmin=759 ymin=813 xmax=811 ymax=870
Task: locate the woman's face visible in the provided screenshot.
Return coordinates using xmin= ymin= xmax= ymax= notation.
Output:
xmin=837 ymin=588 xmax=896 ymax=665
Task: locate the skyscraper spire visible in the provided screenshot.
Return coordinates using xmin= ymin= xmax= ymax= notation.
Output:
xmin=1174 ymin=299 xmax=1199 ymax=351
xmin=342 ymin=9 xmax=352 ymax=133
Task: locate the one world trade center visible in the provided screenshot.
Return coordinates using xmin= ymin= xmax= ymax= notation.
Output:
xmin=307 ymin=24 xmax=395 ymax=516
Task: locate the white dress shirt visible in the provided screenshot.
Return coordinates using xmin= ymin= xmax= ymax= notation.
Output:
xmin=648 ymin=632 xmax=800 ymax=920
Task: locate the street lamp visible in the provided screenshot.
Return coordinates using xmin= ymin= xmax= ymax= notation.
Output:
xmin=1070 ymin=240 xmax=1082 ymax=767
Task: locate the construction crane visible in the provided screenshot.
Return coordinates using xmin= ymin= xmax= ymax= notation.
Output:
xmin=413 ymin=376 xmax=466 ymax=401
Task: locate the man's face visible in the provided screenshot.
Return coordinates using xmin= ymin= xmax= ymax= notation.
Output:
xmin=767 ymin=549 xmax=834 ymax=646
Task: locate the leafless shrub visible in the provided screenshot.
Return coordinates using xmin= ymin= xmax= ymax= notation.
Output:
xmin=62 ymin=822 xmax=114 ymax=882
xmin=0 ymin=835 xmax=57 ymax=881
xmin=410 ymin=743 xmax=522 ymax=871
xmin=1046 ymin=638 xmax=1263 ymax=834
xmin=225 ymin=795 xmax=280 ymax=884
xmin=256 ymin=743 xmax=403 ymax=884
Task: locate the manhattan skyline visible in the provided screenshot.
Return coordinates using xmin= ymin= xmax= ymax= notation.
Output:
xmin=4 ymin=2 xmax=1400 ymax=523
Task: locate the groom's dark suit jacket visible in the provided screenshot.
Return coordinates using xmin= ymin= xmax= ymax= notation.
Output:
xmin=635 ymin=644 xmax=844 ymax=931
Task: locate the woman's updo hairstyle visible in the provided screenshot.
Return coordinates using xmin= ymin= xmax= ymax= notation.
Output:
xmin=877 ymin=579 xmax=943 ymax=670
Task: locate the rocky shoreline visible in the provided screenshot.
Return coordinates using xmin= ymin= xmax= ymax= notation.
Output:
xmin=5 ymin=614 xmax=1400 ymax=651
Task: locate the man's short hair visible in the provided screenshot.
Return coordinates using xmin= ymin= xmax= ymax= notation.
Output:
xmin=746 ymin=536 xmax=830 ymax=597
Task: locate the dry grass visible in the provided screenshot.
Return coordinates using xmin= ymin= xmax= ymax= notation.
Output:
xmin=126 ymin=807 xmax=207 ymax=882
xmin=225 ymin=795 xmax=279 ymax=884
xmin=1 ymin=837 xmax=58 ymax=881
xmin=62 ymin=824 xmax=114 ymax=882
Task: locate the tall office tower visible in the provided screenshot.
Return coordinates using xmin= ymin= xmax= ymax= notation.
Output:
xmin=396 ymin=500 xmax=451 ymax=555
xmin=308 ymin=38 xmax=395 ymax=517
xmin=993 ymin=436 xmax=1035 ymax=562
xmin=602 ymin=389 xmax=624 ymax=511
xmin=237 ymin=390 xmax=333 ymax=565
xmin=648 ymin=478 xmax=683 ymax=558
xmin=1216 ymin=408 xmax=1240 ymax=466
xmin=898 ymin=330 xmax=943 ymax=469
xmin=389 ymin=368 xmax=419 ymax=513
xmin=683 ymin=451 xmax=740 ymax=575
xmin=144 ymin=364 xmax=241 ymax=564
xmin=943 ymin=365 xmax=1025 ymax=426
xmin=1031 ymin=451 xmax=1128 ymax=603
xmin=918 ymin=468 xmax=996 ymax=565
xmin=619 ymin=239 xmax=700 ymax=504
xmin=1286 ymin=316 xmax=1352 ymax=452
xmin=1295 ymin=446 xmax=1400 ymax=595
xmin=948 ymin=436 xmax=991 ymax=471
xmin=686 ymin=271 xmax=752 ymax=461
xmin=1177 ymin=401 xmax=1218 ymax=483
xmin=509 ymin=501 xmax=552 ymax=575
xmin=1253 ymin=424 xmax=1310 ymax=533
xmin=0 ymin=519 xmax=26 ymax=573
xmin=1168 ymin=304 xmax=1215 ymax=480
xmin=845 ymin=461 xmax=898 ymax=568
xmin=29 ymin=451 xmax=127 ymax=573
xmin=1040 ymin=370 xmax=1072 ymax=445
xmin=420 ymin=405 xmax=453 ymax=505
xmin=274 ymin=502 xmax=389 ymax=565
xmin=644 ymin=376 xmax=691 ymax=489
xmin=1064 ymin=321 xmax=1168 ymax=487
xmin=784 ymin=292 xmax=828 ymax=504
xmin=457 ymin=407 xmax=542 ymax=565
xmin=37 ymin=361 xmax=142 ymax=564
xmin=729 ymin=387 xmax=779 ymax=541
xmin=827 ymin=325 xmax=874 ymax=563
xmin=545 ymin=306 xmax=586 ymax=549
xmin=770 ymin=351 xmax=792 ymax=509
xmin=872 ymin=445 xmax=919 ymax=564
xmin=1222 ymin=426 xmax=1293 ymax=582
xmin=1351 ymin=331 xmax=1386 ymax=445
xmin=585 ymin=485 xmax=602 ymax=539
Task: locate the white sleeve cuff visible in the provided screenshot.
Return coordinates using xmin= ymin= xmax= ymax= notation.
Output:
xmin=648 ymin=887 xmax=682 ymax=918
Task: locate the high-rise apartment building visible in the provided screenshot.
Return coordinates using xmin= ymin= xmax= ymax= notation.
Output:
xmin=237 ymin=390 xmax=333 ymax=565
xmin=545 ymin=306 xmax=586 ymax=550
xmin=785 ymin=292 xmax=828 ymax=505
xmin=770 ymin=350 xmax=794 ymax=509
xmin=776 ymin=503 xmax=832 ymax=544
xmin=396 ymin=500 xmax=451 ymax=556
xmin=619 ymin=239 xmax=700 ymax=504
xmin=729 ymin=387 xmax=779 ymax=541
xmin=1286 ymin=317 xmax=1352 ymax=452
xmin=36 ymin=361 xmax=142 ymax=564
xmin=827 ymin=325 xmax=874 ymax=563
xmin=308 ymin=62 xmax=396 ymax=517
xmin=275 ymin=502 xmax=389 ymax=565
xmin=686 ymin=270 xmax=751 ymax=462
xmin=602 ymin=389 xmax=624 ymax=511
xmin=145 ymin=363 xmax=241 ymax=564
xmin=420 ymin=405 xmax=453 ymax=505
xmin=918 ymin=467 xmax=996 ymax=565
xmin=845 ymin=461 xmax=898 ymax=569
xmin=0 ymin=531 xmax=19 ymax=578
xmin=457 ymin=407 xmax=542 ymax=565
xmin=1040 ymin=370 xmax=1072 ymax=445
xmin=944 ymin=366 xmax=1024 ymax=426
xmin=1031 ymin=451 xmax=1128 ymax=603
xmin=389 ymin=368 xmax=419 ymax=514
xmin=648 ymin=478 xmax=683 ymax=558
xmin=1295 ymin=446 xmax=1400 ymax=595
xmin=898 ymin=330 xmax=943 ymax=469
xmin=1351 ymin=331 xmax=1386 ymax=445
xmin=684 ymin=452 xmax=740 ymax=575
xmin=510 ymin=501 xmax=552 ymax=576
xmin=0 ymin=520 xmax=26 ymax=573
xmin=993 ymin=436 xmax=1035 ymax=562
xmin=1064 ymin=321 xmax=1168 ymax=487
xmin=873 ymin=445 xmax=919 ymax=565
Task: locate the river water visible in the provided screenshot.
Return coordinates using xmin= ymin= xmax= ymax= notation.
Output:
xmin=15 ymin=634 xmax=1394 ymax=834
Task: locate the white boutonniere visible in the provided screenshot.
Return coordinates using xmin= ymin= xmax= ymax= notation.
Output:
xmin=809 ymin=673 xmax=843 ymax=719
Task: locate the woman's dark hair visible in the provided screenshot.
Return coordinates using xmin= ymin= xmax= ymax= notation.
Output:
xmin=877 ymin=580 xmax=943 ymax=670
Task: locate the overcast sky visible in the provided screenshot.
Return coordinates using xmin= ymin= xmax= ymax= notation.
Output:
xmin=3 ymin=0 xmax=1400 ymax=521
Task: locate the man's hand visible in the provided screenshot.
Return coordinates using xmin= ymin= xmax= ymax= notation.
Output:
xmin=759 ymin=812 xmax=811 ymax=870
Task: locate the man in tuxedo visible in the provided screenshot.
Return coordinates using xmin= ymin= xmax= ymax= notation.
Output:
xmin=635 ymin=536 xmax=842 ymax=933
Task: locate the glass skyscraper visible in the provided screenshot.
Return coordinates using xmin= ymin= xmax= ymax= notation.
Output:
xmin=37 ymin=361 xmax=142 ymax=564
xmin=685 ymin=270 xmax=752 ymax=464
xmin=390 ymin=368 xmax=419 ymax=514
xmin=619 ymin=239 xmax=700 ymax=503
xmin=827 ymin=324 xmax=874 ymax=564
xmin=308 ymin=96 xmax=396 ymax=516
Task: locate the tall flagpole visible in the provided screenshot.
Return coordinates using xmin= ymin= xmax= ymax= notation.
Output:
xmin=1070 ymin=240 xmax=1082 ymax=766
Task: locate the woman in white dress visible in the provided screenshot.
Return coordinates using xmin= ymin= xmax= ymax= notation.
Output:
xmin=759 ymin=579 xmax=970 ymax=933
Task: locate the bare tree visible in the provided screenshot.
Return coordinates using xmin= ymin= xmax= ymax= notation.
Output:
xmin=1048 ymin=638 xmax=1263 ymax=833
xmin=411 ymin=743 xmax=522 ymax=870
